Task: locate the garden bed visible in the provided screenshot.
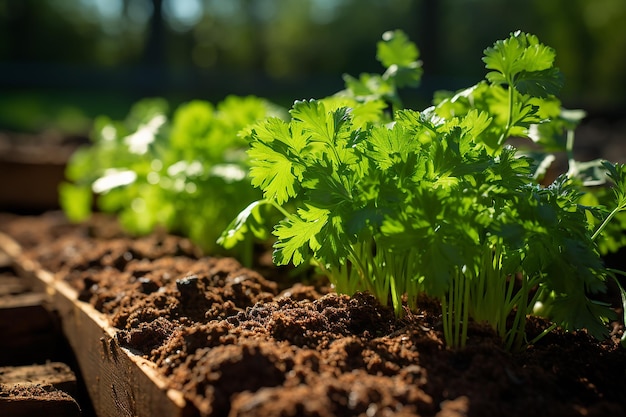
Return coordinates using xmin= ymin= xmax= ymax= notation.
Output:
xmin=0 ymin=211 xmax=624 ymax=417
xmin=0 ymin=130 xmax=85 ymax=213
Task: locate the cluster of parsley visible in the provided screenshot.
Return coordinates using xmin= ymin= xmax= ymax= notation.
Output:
xmin=220 ymin=31 xmax=626 ymax=350
xmin=60 ymin=95 xmax=284 ymax=265
xmin=61 ymin=30 xmax=626 ymax=350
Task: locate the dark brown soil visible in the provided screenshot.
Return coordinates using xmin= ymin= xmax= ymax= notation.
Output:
xmin=1 ymin=211 xmax=625 ymax=417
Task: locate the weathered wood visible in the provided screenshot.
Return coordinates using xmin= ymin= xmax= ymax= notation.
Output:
xmin=0 ymin=274 xmax=62 ymax=365
xmin=0 ymin=291 xmax=45 ymax=308
xmin=0 ymin=362 xmax=77 ymax=395
xmin=0 ymin=254 xmax=81 ymax=416
xmin=0 ymin=249 xmax=11 ymax=268
xmin=0 ymin=383 xmax=81 ymax=417
xmin=0 ymin=274 xmax=26 ymax=296
xmin=0 ymin=232 xmax=196 ymax=417
xmin=0 ymin=363 xmax=81 ymax=417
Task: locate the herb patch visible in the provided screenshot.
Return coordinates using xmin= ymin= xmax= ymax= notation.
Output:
xmin=222 ymin=31 xmax=626 ymax=350
xmin=34 ymin=30 xmax=626 ymax=416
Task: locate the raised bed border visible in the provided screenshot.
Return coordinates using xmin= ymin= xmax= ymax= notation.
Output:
xmin=0 ymin=232 xmax=197 ymax=417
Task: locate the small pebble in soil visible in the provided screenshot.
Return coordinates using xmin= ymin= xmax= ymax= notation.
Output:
xmin=137 ymin=277 xmax=160 ymax=294
xmin=176 ymin=274 xmax=201 ymax=303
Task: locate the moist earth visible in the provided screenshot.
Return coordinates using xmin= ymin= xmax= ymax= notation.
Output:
xmin=1 ymin=211 xmax=625 ymax=417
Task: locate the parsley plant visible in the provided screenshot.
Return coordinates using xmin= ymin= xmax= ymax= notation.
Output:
xmin=222 ymin=31 xmax=625 ymax=350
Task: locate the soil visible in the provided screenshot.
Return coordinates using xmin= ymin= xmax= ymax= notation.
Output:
xmin=1 ymin=211 xmax=625 ymax=417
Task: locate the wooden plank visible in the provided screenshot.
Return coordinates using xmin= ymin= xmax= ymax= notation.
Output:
xmin=0 ymin=275 xmax=62 ymax=365
xmin=0 ymin=385 xmax=81 ymax=417
xmin=0 ymin=232 xmax=196 ymax=417
xmin=0 ymin=292 xmax=55 ymax=354
xmin=0 ymin=362 xmax=77 ymax=396
xmin=0 ymin=250 xmax=11 ymax=268
xmin=0 ymin=274 xmax=26 ymax=296
xmin=0 ymin=236 xmax=58 ymax=365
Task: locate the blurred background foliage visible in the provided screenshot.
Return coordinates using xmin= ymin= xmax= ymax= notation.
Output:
xmin=1 ymin=0 xmax=625 ymax=135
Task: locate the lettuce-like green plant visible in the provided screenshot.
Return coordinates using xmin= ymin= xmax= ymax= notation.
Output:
xmin=60 ymin=95 xmax=284 ymax=264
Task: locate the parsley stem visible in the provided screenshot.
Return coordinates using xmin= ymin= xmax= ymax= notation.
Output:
xmin=266 ymin=199 xmax=292 ymax=219
xmin=528 ymin=323 xmax=558 ymax=346
xmin=441 ymin=268 xmax=470 ymax=349
xmin=566 ymin=128 xmax=576 ymax=169
xmin=498 ymin=81 xmax=516 ymax=146
xmin=591 ymin=205 xmax=622 ymax=241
